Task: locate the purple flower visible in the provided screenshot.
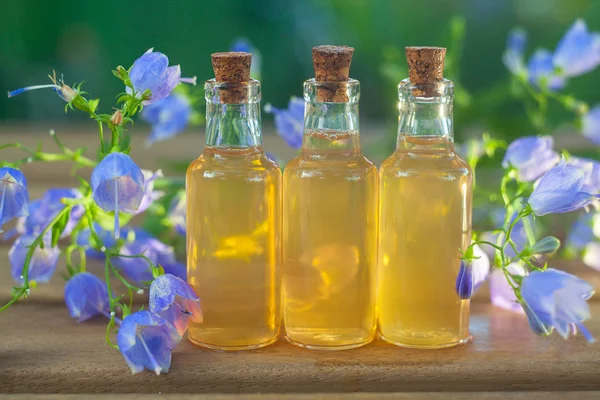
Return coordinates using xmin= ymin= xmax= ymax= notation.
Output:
xmin=568 ymin=156 xmax=600 ymax=193
xmin=567 ymin=213 xmax=594 ymax=252
xmin=520 ymin=268 xmax=595 ymax=342
xmin=0 ymin=167 xmax=29 ymax=233
xmin=117 ymin=310 xmax=181 ymax=375
xmin=91 ymin=153 xmax=145 ymax=239
xmin=502 ymin=136 xmax=559 ymax=181
xmin=582 ymin=106 xmax=600 ymax=145
xmin=455 ymin=261 xmax=473 ymax=299
xmin=230 ymin=38 xmax=261 ymax=79
xmin=527 ymin=49 xmax=565 ymax=91
xmin=76 ymin=222 xmax=117 ymax=259
xmin=553 ymin=19 xmax=600 ymax=78
xmin=135 ymin=170 xmax=164 ymax=215
xmin=10 ymin=234 xmax=59 ymax=283
xmin=527 ymin=158 xmax=600 ymax=216
xmin=502 ymin=28 xmax=527 ymax=76
xmin=112 ymin=230 xmax=176 ymax=285
xmin=264 ymin=97 xmax=304 ymax=149
xmin=64 ymin=272 xmax=110 ymax=322
xmin=149 ymin=274 xmax=202 ymax=336
xmin=141 ymin=94 xmax=191 ymax=145
xmin=167 ymin=191 xmax=185 ymax=237
xmin=455 ymin=244 xmax=490 ymax=299
xmin=127 ymin=49 xmax=195 ymax=105
xmin=489 ymin=263 xmax=526 ymax=313
xmin=39 ymin=188 xmax=84 ymax=237
xmin=164 ymin=261 xmax=187 ymax=281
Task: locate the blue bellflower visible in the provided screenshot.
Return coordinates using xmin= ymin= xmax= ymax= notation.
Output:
xmin=76 ymin=222 xmax=118 ymax=259
xmin=38 ymin=188 xmax=85 ymax=238
xmin=553 ymin=19 xmax=600 ymax=78
xmin=527 ymin=49 xmax=566 ymax=91
xmin=168 ymin=191 xmax=186 ymax=237
xmin=582 ymin=106 xmax=600 ymax=145
xmin=141 ymin=94 xmax=191 ymax=145
xmin=566 ymin=213 xmax=594 ymax=252
xmin=230 ymin=38 xmax=262 ymax=80
xmin=502 ymin=28 xmax=528 ymax=76
xmin=455 ymin=244 xmax=490 ymax=299
xmin=10 ymin=234 xmax=59 ymax=283
xmin=527 ymin=158 xmax=600 ymax=216
xmin=520 ymin=268 xmax=595 ymax=342
xmin=264 ymin=97 xmax=304 ymax=149
xmin=489 ymin=263 xmax=526 ymax=313
xmin=64 ymin=272 xmax=110 ymax=322
xmin=502 ymin=136 xmax=559 ymax=181
xmin=567 ymin=156 xmax=600 ymax=193
xmin=112 ymin=230 xmax=177 ymax=285
xmin=0 ymin=167 xmax=29 ymax=233
xmin=91 ymin=153 xmax=145 ymax=239
xmin=127 ymin=49 xmax=196 ymax=105
xmin=149 ymin=274 xmax=202 ymax=336
xmin=117 ymin=310 xmax=182 ymax=375
xmin=135 ymin=170 xmax=164 ymax=215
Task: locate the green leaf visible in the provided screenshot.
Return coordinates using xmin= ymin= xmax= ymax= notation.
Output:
xmin=51 ymin=210 xmax=70 ymax=247
xmin=88 ymin=98 xmax=100 ymax=113
xmin=121 ymin=303 xmax=131 ymax=319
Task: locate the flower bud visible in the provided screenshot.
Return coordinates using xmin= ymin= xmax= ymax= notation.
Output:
xmin=527 ymin=236 xmax=561 ymax=255
xmin=59 ymin=84 xmax=78 ymax=103
xmin=455 ymin=261 xmax=473 ymax=299
xmin=110 ymin=110 xmax=124 ymax=126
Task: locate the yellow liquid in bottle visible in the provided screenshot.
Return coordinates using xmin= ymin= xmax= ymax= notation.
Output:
xmin=186 ymin=146 xmax=281 ymax=350
xmin=283 ymin=130 xmax=378 ymax=350
xmin=378 ymin=136 xmax=472 ymax=349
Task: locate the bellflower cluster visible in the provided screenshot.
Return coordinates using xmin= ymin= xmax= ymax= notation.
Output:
xmin=504 ymin=20 xmax=600 ymax=91
xmin=264 ymin=97 xmax=305 ymax=149
xmin=3 ymin=47 xmax=202 ymax=375
xmin=466 ymin=134 xmax=596 ymax=342
xmin=118 ymin=273 xmax=201 ymax=375
xmin=504 ymin=20 xmax=600 ymax=144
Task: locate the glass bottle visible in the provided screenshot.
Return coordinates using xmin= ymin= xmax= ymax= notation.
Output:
xmin=186 ymin=53 xmax=281 ymax=350
xmin=283 ymin=46 xmax=378 ymax=350
xmin=378 ymin=47 xmax=473 ymax=349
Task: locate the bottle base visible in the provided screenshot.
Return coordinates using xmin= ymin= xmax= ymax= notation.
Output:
xmin=284 ymin=330 xmax=374 ymax=351
xmin=188 ymin=335 xmax=279 ymax=351
xmin=379 ymin=332 xmax=470 ymax=349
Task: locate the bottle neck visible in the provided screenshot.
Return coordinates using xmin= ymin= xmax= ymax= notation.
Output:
xmin=301 ymin=78 xmax=361 ymax=157
xmin=204 ymin=79 xmax=262 ymax=148
xmin=396 ymin=78 xmax=454 ymax=151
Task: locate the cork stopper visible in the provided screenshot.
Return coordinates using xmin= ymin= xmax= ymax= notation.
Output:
xmin=312 ymin=45 xmax=354 ymax=102
xmin=211 ymin=52 xmax=252 ymax=103
xmin=405 ymin=46 xmax=446 ymax=96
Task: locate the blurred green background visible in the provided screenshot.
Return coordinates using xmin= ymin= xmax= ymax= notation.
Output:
xmin=1 ymin=0 xmax=599 ymax=144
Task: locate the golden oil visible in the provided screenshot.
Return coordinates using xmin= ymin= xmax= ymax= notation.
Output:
xmin=186 ymin=56 xmax=281 ymax=350
xmin=378 ymin=49 xmax=473 ymax=349
xmin=282 ymin=52 xmax=378 ymax=350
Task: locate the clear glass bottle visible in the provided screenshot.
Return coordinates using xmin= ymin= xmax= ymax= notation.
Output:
xmin=283 ymin=75 xmax=378 ymax=350
xmin=378 ymin=56 xmax=473 ymax=349
xmin=186 ymin=64 xmax=281 ymax=350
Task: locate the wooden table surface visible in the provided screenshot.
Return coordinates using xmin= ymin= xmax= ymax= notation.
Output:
xmin=1 ymin=127 xmax=600 ymax=398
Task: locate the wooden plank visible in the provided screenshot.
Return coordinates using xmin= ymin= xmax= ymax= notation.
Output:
xmin=1 ymin=283 xmax=599 ymax=394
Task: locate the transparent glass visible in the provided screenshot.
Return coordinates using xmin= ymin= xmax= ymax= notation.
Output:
xmin=283 ymin=79 xmax=378 ymax=350
xmin=186 ymin=79 xmax=281 ymax=350
xmin=378 ymin=78 xmax=473 ymax=349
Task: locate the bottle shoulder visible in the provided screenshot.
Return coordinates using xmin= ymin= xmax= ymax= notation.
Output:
xmin=187 ymin=150 xmax=281 ymax=176
xmin=380 ymin=150 xmax=472 ymax=177
xmin=284 ymin=154 xmax=377 ymax=181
